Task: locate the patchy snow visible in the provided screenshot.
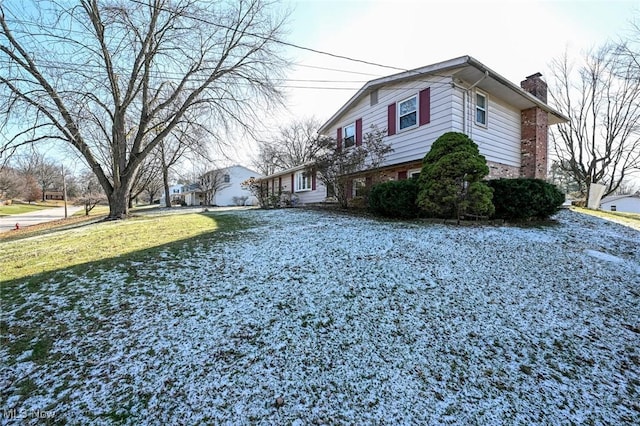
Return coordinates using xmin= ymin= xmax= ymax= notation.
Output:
xmin=1 ymin=209 xmax=639 ymax=425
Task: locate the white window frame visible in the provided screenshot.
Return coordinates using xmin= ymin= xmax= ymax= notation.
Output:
xmin=475 ymin=91 xmax=488 ymax=127
xmin=408 ymin=168 xmax=421 ymax=179
xmin=223 ymin=174 xmax=230 ymax=183
xmin=398 ymin=95 xmax=418 ymax=131
xmin=343 ymin=123 xmax=356 ymax=149
xmin=352 ymin=177 xmax=366 ymax=197
xmin=295 ymin=170 xmax=312 ymax=192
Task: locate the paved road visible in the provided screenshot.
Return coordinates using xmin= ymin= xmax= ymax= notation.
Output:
xmin=0 ymin=206 xmax=85 ymax=233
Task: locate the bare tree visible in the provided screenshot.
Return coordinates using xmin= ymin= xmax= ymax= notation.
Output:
xmin=76 ymin=170 xmax=106 ymax=215
xmin=548 ymin=45 xmax=640 ymax=204
xmin=198 ymin=166 xmax=231 ymax=206
xmin=0 ymin=164 xmax=21 ymax=201
xmin=253 ymin=117 xmax=324 ymax=174
xmin=19 ymin=151 xmax=61 ymax=202
xmin=1 ymin=0 xmax=288 ymax=219
xmin=156 ymin=120 xmax=212 ymax=208
xmin=128 ymin=153 xmax=162 ymax=207
xmin=314 ymin=125 xmax=392 ymax=208
xmin=22 ymin=174 xmax=40 ymax=204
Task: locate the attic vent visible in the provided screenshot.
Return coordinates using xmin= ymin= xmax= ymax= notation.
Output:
xmin=370 ymin=89 xmax=378 ymax=106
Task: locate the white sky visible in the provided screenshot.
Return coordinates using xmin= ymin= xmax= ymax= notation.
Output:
xmin=227 ymin=0 xmax=639 ymax=167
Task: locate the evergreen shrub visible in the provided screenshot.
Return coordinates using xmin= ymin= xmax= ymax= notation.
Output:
xmin=368 ymin=179 xmax=420 ymax=218
xmin=487 ymin=178 xmax=565 ymax=220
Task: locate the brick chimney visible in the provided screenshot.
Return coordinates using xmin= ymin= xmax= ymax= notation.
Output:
xmin=520 ymin=73 xmax=549 ymax=179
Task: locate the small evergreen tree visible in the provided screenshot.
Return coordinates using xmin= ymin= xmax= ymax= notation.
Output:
xmin=417 ymin=132 xmax=494 ymax=219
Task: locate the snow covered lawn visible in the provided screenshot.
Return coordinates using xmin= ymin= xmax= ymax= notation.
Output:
xmin=1 ymin=208 xmax=639 ymax=424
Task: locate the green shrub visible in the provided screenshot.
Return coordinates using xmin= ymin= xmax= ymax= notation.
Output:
xmin=417 ymin=132 xmax=494 ymax=219
xmin=487 ymin=178 xmax=565 ymax=220
xmin=368 ymin=179 xmax=420 ymax=218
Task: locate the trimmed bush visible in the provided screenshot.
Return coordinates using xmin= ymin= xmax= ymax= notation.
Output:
xmin=368 ymin=179 xmax=420 ymax=218
xmin=417 ymin=132 xmax=494 ymax=219
xmin=487 ymin=178 xmax=565 ymax=220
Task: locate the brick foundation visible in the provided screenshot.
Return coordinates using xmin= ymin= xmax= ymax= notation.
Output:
xmin=486 ymin=161 xmax=520 ymax=179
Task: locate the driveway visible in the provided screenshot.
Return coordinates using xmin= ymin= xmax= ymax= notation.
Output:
xmin=0 ymin=206 xmax=85 ymax=233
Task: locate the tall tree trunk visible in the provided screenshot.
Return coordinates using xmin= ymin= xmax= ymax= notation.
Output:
xmin=107 ymin=185 xmax=130 ymax=219
xmin=162 ymin=166 xmax=171 ymax=208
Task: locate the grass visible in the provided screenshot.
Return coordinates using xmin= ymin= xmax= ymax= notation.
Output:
xmin=0 ymin=205 xmax=110 ymax=243
xmin=0 ymin=209 xmax=250 ymax=282
xmin=571 ymin=206 xmax=640 ymax=230
xmin=0 ymin=203 xmax=52 ymax=216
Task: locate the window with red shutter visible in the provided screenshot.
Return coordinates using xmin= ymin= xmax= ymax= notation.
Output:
xmin=419 ymin=88 xmax=431 ymax=126
xmin=387 ymin=103 xmax=396 ymax=136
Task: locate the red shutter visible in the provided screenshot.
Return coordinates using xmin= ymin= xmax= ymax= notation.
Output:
xmin=365 ymin=176 xmax=372 ymax=187
xmin=337 ymin=128 xmax=343 ymax=150
xmin=387 ymin=103 xmax=396 ymax=136
xmin=346 ymin=179 xmax=353 ymax=200
xmin=312 ymin=171 xmax=317 ymax=190
xmin=398 ymin=171 xmax=408 ymax=180
xmin=278 ymin=176 xmax=282 ymax=192
xmin=419 ymin=88 xmax=431 ymax=126
xmin=291 ymin=173 xmax=295 ymax=193
xmin=355 ymin=118 xmax=363 ymax=146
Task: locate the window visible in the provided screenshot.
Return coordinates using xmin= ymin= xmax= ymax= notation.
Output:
xmin=475 ymin=92 xmax=487 ymax=126
xmin=408 ymin=168 xmax=421 ymax=179
xmin=223 ymin=174 xmax=230 ymax=183
xmin=353 ymin=177 xmax=366 ymax=197
xmin=398 ymin=95 xmax=417 ymax=130
xmin=295 ymin=171 xmax=312 ymax=192
xmin=343 ymin=123 xmax=356 ymax=148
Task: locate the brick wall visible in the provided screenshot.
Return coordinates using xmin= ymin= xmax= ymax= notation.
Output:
xmin=520 ymin=73 xmax=549 ymax=179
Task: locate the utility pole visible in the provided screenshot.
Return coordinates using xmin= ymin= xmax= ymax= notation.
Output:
xmin=62 ymin=164 xmax=68 ymax=218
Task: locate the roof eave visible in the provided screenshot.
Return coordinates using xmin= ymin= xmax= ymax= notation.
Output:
xmin=318 ymin=55 xmax=569 ymax=133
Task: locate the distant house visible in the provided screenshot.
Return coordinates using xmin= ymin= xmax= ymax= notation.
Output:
xmin=44 ymin=190 xmax=64 ymax=201
xmin=260 ymin=163 xmax=328 ymax=206
xmin=600 ymin=194 xmax=640 ymax=214
xmin=159 ymin=184 xmax=185 ymax=206
xmin=201 ymin=165 xmax=262 ymax=206
xmin=181 ymin=183 xmax=204 ymax=206
xmin=316 ymin=55 xmax=568 ymax=201
xmin=158 ymin=166 xmax=261 ymax=207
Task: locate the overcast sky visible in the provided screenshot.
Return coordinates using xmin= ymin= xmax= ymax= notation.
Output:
xmin=216 ymin=0 xmax=633 ymax=162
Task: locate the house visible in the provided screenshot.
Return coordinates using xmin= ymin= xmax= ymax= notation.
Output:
xmin=317 ymin=55 xmax=568 ymax=199
xmin=43 ymin=190 xmax=64 ymax=201
xmin=159 ymin=184 xmax=186 ymax=206
xmin=181 ymin=183 xmax=204 ymax=206
xmin=260 ymin=163 xmax=328 ymax=206
xmin=200 ymin=165 xmax=262 ymax=206
xmin=599 ymin=194 xmax=640 ymax=214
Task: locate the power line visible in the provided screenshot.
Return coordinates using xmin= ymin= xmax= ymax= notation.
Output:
xmin=2 ymin=5 xmax=403 ymax=79
xmin=125 ymin=0 xmax=409 ymax=73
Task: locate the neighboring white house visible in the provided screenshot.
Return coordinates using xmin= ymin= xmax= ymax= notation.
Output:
xmin=260 ymin=163 xmax=328 ymax=205
xmin=316 ymin=55 xmax=568 ymax=201
xmin=158 ymin=166 xmax=261 ymax=207
xmin=159 ymin=184 xmax=185 ymax=206
xmin=600 ymin=195 xmax=640 ymax=214
xmin=203 ymin=165 xmax=262 ymax=206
